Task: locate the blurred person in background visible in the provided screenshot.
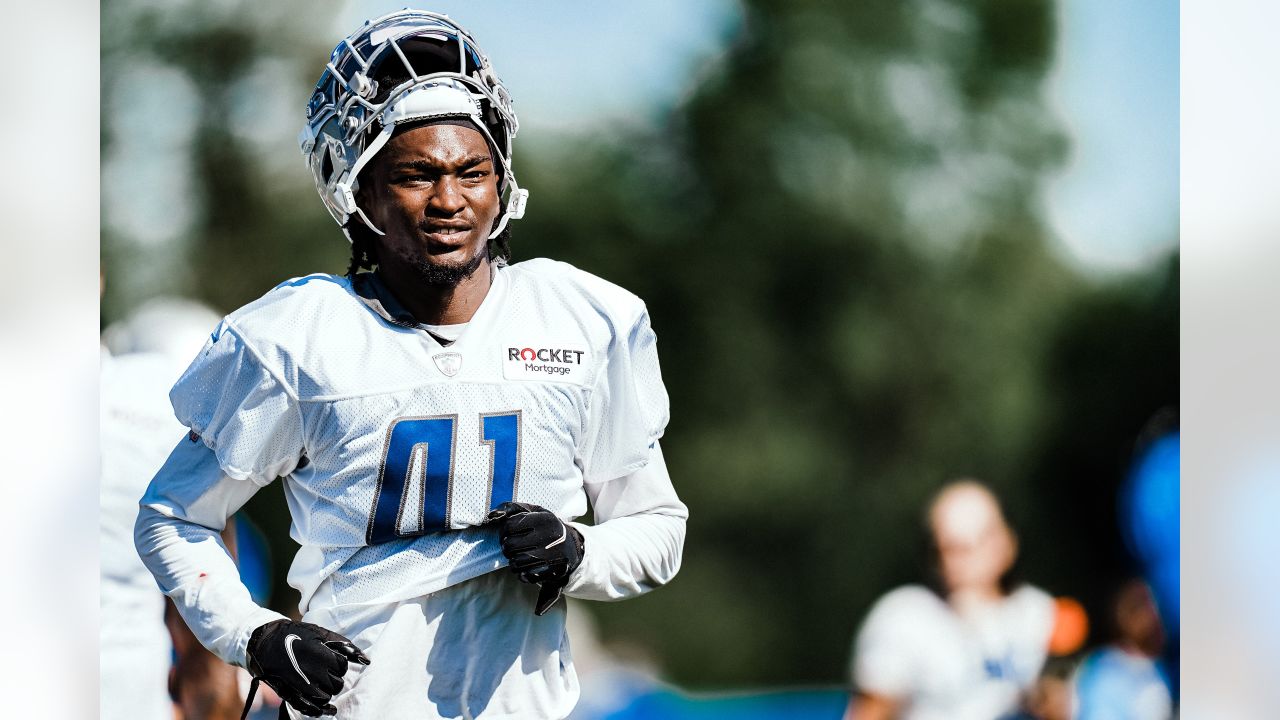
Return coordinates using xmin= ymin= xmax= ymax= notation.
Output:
xmin=101 ymin=295 xmax=251 ymax=719
xmin=102 ymin=296 xmax=230 ymax=370
xmin=1071 ymin=578 xmax=1171 ymax=720
xmin=846 ymin=480 xmax=1057 ymax=720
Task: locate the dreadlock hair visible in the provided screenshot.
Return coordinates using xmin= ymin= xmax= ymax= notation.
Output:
xmin=342 ymin=69 xmax=515 ymax=277
xmin=345 ymin=222 xmax=379 ymax=277
xmin=490 ymin=225 xmax=512 ymax=266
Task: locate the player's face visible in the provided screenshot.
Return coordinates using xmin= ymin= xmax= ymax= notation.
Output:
xmin=930 ymin=487 xmax=1016 ymax=596
xmin=360 ymin=123 xmax=501 ymax=287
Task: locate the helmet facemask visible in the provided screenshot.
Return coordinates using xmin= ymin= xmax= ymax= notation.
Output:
xmin=300 ymin=11 xmax=528 ymax=243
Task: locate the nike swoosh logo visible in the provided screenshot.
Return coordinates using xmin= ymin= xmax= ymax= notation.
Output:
xmin=543 ymin=525 xmax=567 ymax=550
xmin=284 ymin=634 xmax=311 ymax=684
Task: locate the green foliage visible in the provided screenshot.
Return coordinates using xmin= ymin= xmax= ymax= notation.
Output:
xmin=102 ymin=0 xmax=1177 ymax=690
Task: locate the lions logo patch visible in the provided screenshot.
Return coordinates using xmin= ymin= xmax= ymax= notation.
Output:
xmin=432 ymin=352 xmax=463 ymax=377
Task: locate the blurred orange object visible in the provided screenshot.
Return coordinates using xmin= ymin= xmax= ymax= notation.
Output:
xmin=1048 ymin=596 xmax=1089 ymax=656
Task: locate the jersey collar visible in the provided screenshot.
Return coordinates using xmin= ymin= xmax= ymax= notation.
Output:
xmin=351 ymin=271 xmax=421 ymax=329
xmin=350 ymin=265 xmax=508 ymax=344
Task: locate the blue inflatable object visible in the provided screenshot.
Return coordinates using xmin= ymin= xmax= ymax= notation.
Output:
xmin=1118 ymin=429 xmax=1178 ymax=700
xmin=1119 ymin=431 xmax=1179 ymax=631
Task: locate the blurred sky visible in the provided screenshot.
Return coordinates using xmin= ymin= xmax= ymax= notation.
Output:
xmin=1044 ymin=0 xmax=1179 ymax=272
xmin=343 ymin=0 xmax=1178 ymax=274
xmin=340 ymin=0 xmax=742 ymax=133
xmin=102 ymin=0 xmax=1176 ymax=295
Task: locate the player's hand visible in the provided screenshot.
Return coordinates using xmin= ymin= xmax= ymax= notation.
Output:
xmin=245 ymin=619 xmax=370 ymax=717
xmin=486 ymin=502 xmax=585 ymax=615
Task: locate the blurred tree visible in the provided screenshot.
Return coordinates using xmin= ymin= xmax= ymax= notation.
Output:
xmin=101 ymin=0 xmax=346 ymax=321
xmin=1022 ymin=254 xmax=1179 ymax=635
xmin=101 ymin=0 xmax=1177 ymax=693
xmin=518 ymin=0 xmax=1090 ymax=687
xmin=100 ymin=0 xmax=349 ymax=646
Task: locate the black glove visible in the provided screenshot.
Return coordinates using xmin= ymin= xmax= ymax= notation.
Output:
xmin=244 ymin=619 xmax=370 ymax=717
xmin=486 ymin=502 xmax=585 ymax=615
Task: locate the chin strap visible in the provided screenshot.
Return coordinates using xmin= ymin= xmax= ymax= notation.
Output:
xmin=489 ymin=182 xmax=529 ymax=239
xmin=332 ymin=125 xmax=396 ymax=238
xmin=345 ymin=202 xmax=387 ymax=238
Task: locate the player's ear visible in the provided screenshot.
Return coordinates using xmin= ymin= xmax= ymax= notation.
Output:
xmin=349 ymin=177 xmax=381 ymax=235
xmin=353 ymin=175 xmax=371 ymax=207
xmin=353 ymin=150 xmax=385 ymax=205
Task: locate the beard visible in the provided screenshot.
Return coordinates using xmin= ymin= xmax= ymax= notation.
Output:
xmin=397 ymin=244 xmax=489 ymax=287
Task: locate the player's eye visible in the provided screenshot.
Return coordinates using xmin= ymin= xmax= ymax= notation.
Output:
xmin=393 ymin=172 xmax=432 ymax=185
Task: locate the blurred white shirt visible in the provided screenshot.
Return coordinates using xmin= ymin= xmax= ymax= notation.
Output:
xmin=852 ymin=584 xmax=1055 ymax=720
xmin=100 ymin=350 xmax=186 ymax=720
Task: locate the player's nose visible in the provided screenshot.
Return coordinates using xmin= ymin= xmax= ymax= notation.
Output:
xmin=428 ymin=175 xmax=467 ymax=215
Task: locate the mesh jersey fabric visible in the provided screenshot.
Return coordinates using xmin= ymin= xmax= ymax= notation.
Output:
xmin=291 ymin=571 xmax=578 ymax=720
xmin=168 ymin=258 xmax=669 ymax=612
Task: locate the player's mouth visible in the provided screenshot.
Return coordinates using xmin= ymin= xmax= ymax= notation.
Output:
xmin=420 ymin=223 xmax=475 ymax=249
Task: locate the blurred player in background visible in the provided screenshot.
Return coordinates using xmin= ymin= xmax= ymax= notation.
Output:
xmin=135 ymin=10 xmax=686 ymax=720
xmin=1071 ymin=578 xmax=1172 ymax=720
xmin=846 ymin=480 xmax=1057 ymax=720
xmin=102 ymin=296 xmax=229 ymax=365
xmin=101 ymin=296 xmax=247 ymax=719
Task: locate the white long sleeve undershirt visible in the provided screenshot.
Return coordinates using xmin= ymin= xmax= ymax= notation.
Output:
xmin=134 ymin=437 xmax=287 ymax=667
xmin=135 ymin=438 xmax=686 ymax=667
xmin=565 ymin=442 xmax=688 ymax=600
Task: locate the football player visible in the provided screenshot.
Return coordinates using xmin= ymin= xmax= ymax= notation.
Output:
xmin=134 ymin=10 xmax=687 ymax=720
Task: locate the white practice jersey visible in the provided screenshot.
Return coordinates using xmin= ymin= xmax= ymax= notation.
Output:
xmin=163 ymin=258 xmax=669 ymax=614
xmin=851 ymin=584 xmax=1055 ymax=720
xmin=101 ymin=350 xmax=184 ymax=720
